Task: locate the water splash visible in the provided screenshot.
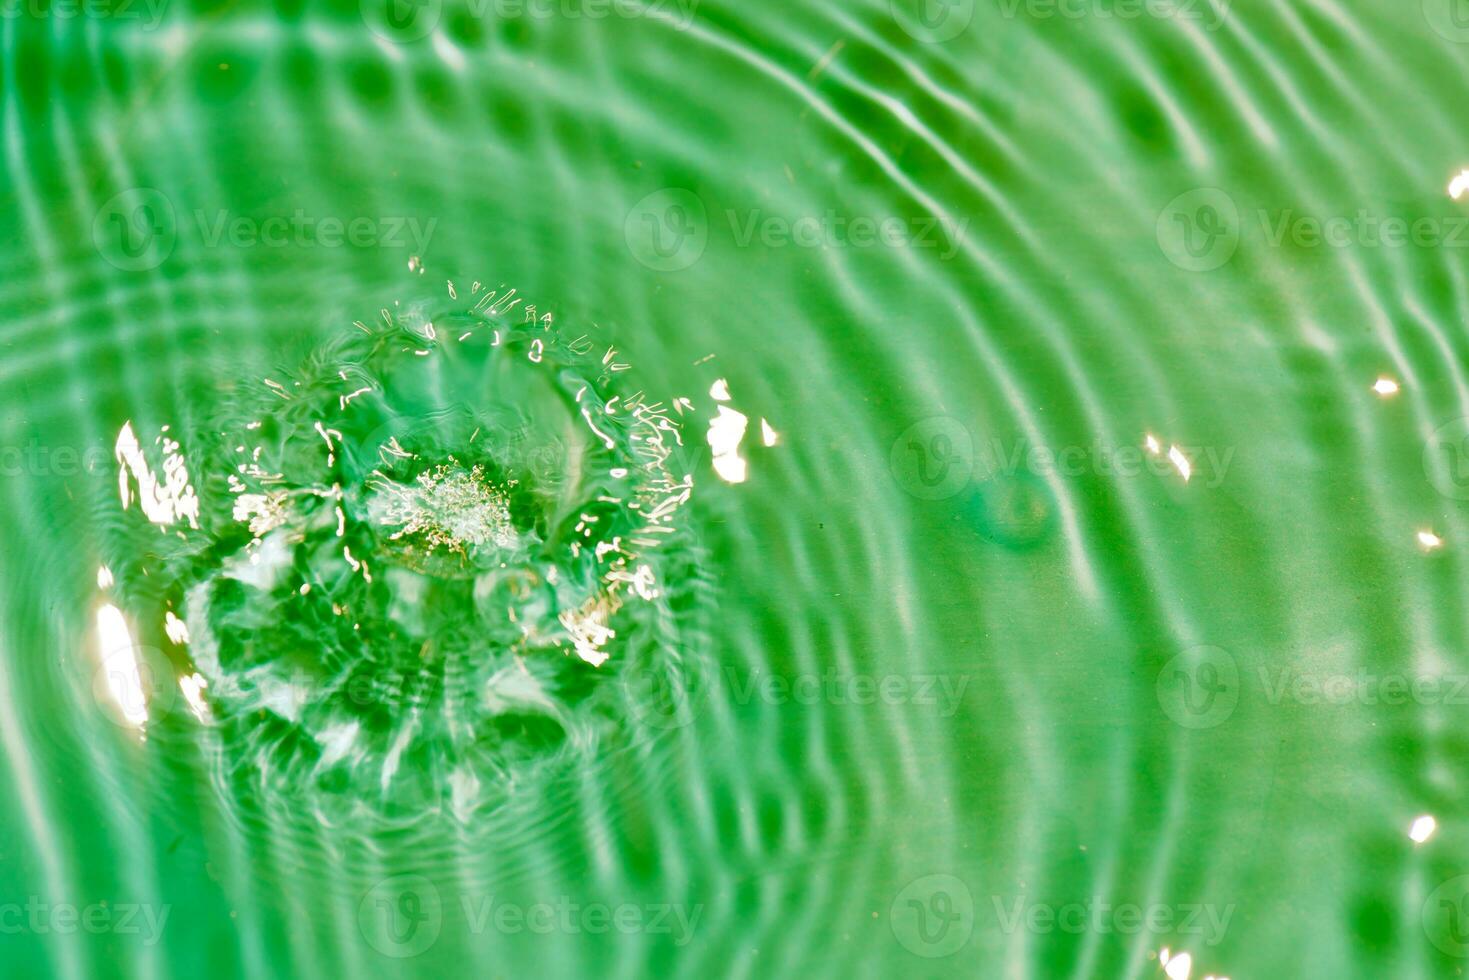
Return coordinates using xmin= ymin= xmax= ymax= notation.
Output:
xmin=104 ymin=279 xmax=707 ymax=825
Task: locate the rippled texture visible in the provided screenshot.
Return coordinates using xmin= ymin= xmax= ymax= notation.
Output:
xmin=102 ymin=283 xmax=705 ymax=828
xmin=6 ymin=0 xmax=1469 ymax=978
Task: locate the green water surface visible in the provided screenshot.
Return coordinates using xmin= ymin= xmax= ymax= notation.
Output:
xmin=5 ymin=0 xmax=1469 ymax=978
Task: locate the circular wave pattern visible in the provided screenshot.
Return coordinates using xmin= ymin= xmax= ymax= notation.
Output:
xmin=109 ymin=279 xmax=704 ymax=824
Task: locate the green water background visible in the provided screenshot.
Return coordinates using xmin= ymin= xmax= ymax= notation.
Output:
xmin=7 ymin=0 xmax=1469 ymax=976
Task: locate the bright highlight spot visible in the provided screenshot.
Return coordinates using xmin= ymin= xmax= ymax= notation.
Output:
xmin=96 ymin=603 xmax=149 ymax=729
xmin=559 ymin=596 xmax=616 ymax=667
xmin=709 ymin=378 xmax=732 ymax=402
xmin=431 ymin=31 xmax=466 ymax=72
xmin=1372 ymin=377 xmax=1400 ymax=396
xmin=115 ymin=421 xmax=201 ymax=529
xmin=1418 ymin=530 xmax=1443 ymax=550
xmin=760 ymin=418 xmax=780 ymax=446
xmin=707 ymin=405 xmax=749 ymax=483
xmin=1450 ymin=170 xmax=1469 ymax=200
xmin=1167 ymin=445 xmax=1192 ymax=483
xmin=164 ymin=611 xmax=190 ymax=645
xmin=1159 ymin=949 xmax=1191 ymax=980
xmin=179 ymin=673 xmax=210 ymax=722
xmin=1410 ymin=814 xmax=1437 ymax=843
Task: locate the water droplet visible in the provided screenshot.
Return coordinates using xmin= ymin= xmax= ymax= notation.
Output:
xmin=103 ymin=285 xmax=709 ymax=824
